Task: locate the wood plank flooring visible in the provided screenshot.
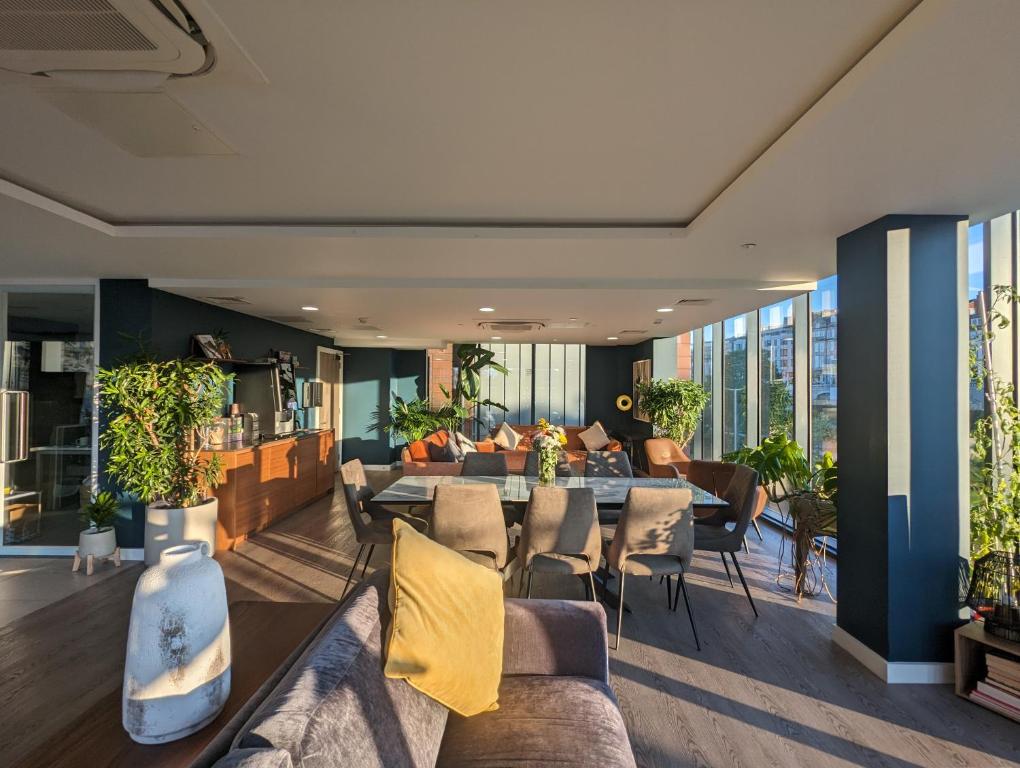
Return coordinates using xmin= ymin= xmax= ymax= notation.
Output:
xmin=1 ymin=470 xmax=1017 ymax=768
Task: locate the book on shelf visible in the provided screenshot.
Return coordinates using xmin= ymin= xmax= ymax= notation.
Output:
xmin=976 ymin=680 xmax=1020 ymax=711
xmin=970 ymin=689 xmax=1020 ymax=719
xmin=986 ymin=672 xmax=1020 ymax=696
xmin=986 ymin=652 xmax=1020 ymax=676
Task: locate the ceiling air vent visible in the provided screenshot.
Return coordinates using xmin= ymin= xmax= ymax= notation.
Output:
xmin=0 ymin=0 xmax=211 ymax=78
xmin=674 ymin=298 xmax=712 ymax=306
xmin=619 ymin=330 xmax=647 ymax=336
xmin=478 ymin=320 xmax=546 ymax=333
xmin=201 ymin=295 xmax=251 ymax=305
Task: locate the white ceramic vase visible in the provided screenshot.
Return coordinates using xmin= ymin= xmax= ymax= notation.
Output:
xmin=78 ymin=526 xmax=116 ymax=559
xmin=122 ymin=543 xmax=231 ymax=744
xmin=144 ymin=497 xmax=218 ymax=565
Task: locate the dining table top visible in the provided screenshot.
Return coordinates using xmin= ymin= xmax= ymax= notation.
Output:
xmin=372 ymin=474 xmax=729 ymax=509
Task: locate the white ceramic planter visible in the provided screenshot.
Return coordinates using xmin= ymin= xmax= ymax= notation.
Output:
xmin=122 ymin=543 xmax=231 ymax=744
xmin=78 ymin=526 xmax=117 ymax=559
xmin=144 ymin=497 xmax=218 ymax=565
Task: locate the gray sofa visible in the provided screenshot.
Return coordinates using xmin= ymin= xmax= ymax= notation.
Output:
xmin=210 ymin=570 xmax=636 ymax=768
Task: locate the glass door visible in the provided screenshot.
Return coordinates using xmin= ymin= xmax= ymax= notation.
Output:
xmin=0 ymin=286 xmax=97 ymax=554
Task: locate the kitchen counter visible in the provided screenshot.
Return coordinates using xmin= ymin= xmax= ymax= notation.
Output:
xmin=200 ymin=429 xmax=336 ymax=550
xmin=204 ymin=428 xmax=332 ymax=453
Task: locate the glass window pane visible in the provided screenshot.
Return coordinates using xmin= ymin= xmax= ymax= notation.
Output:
xmin=760 ymin=300 xmax=795 ymax=439
xmin=723 ymin=317 xmax=747 ymax=453
xmin=810 ymin=276 xmax=838 ymax=462
xmin=968 ymin=224 xmax=985 ymax=430
xmin=702 ymin=326 xmax=714 ymax=457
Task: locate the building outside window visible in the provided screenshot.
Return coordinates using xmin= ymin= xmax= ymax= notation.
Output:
xmin=760 ymin=300 xmax=795 ymax=439
xmin=723 ymin=316 xmax=747 ymax=453
xmin=810 ymin=276 xmax=838 ymax=461
xmin=967 ymin=223 xmax=985 ymax=430
xmin=702 ymin=326 xmax=714 ymax=457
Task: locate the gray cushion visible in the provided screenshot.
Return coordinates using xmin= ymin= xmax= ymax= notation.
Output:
xmin=436 ymin=675 xmax=636 ymax=768
xmin=212 ymin=748 xmax=293 ymax=768
xmin=236 ymin=572 xmax=449 ymax=767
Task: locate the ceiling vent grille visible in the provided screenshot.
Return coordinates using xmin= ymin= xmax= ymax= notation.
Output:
xmin=478 ymin=320 xmax=546 ymax=333
xmin=201 ymin=295 xmax=251 ymax=305
xmin=619 ymin=330 xmax=647 ymax=335
xmin=674 ymin=298 xmax=711 ymax=306
xmin=0 ymin=0 xmax=157 ymax=52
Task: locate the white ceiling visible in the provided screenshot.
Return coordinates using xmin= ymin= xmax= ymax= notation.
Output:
xmin=1 ymin=0 xmax=1019 ymax=347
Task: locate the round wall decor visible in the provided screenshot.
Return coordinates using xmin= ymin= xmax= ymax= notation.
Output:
xmin=615 ymin=394 xmax=633 ymax=412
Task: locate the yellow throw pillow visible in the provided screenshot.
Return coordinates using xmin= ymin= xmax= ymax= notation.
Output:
xmin=385 ymin=518 xmax=505 ymax=716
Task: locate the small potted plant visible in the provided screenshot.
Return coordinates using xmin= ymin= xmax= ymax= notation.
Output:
xmin=78 ymin=490 xmax=119 ymax=561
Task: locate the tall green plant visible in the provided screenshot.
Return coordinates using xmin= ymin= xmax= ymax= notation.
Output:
xmin=444 ymin=343 xmax=509 ymax=412
xmin=98 ymin=359 xmax=232 ymax=508
xmin=381 ymin=396 xmax=469 ymax=443
xmin=970 ymin=285 xmax=1020 ymax=558
xmin=634 ymin=378 xmax=709 ymax=448
xmin=724 ymin=432 xmax=836 ymax=506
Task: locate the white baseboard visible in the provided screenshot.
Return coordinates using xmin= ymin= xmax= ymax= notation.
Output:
xmin=120 ymin=547 xmax=145 ymax=561
xmin=832 ymin=626 xmax=954 ymax=684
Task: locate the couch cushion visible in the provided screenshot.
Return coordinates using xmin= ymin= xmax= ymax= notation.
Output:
xmin=212 ymin=748 xmax=293 ymax=768
xmin=577 ymin=421 xmax=611 ymax=451
xmin=428 ymin=436 xmax=459 ymax=463
xmin=235 ymin=571 xmax=448 ymax=768
xmin=436 ymin=675 xmax=636 ymax=767
xmin=492 ymin=422 xmax=521 ymax=450
xmin=407 ymin=439 xmax=430 ymax=462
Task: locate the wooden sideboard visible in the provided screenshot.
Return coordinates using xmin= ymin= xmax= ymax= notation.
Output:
xmin=201 ymin=429 xmax=336 ymax=551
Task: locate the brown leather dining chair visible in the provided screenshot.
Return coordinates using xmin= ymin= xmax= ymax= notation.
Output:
xmin=604 ymin=488 xmax=697 ymax=650
xmin=517 ymin=486 xmax=601 ymax=600
xmin=430 ymin=484 xmax=519 ymax=583
xmin=644 ymin=438 xmax=692 ymax=478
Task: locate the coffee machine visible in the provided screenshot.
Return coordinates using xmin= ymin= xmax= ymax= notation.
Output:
xmin=233 ymin=365 xmax=294 ymax=437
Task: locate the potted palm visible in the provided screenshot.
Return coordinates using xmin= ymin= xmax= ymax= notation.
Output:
xmin=633 ymin=378 xmax=709 ymax=449
xmin=725 ymin=432 xmax=837 ymax=599
xmin=97 ymin=358 xmax=232 ymax=564
xmin=77 ymin=490 xmax=119 ymax=562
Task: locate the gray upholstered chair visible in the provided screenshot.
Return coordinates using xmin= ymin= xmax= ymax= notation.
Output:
xmin=339 ymin=459 xmax=425 ymax=599
xmin=518 ymin=486 xmax=601 ymax=599
xmin=523 ymin=450 xmax=575 ymax=477
xmin=692 ymin=463 xmax=760 ymax=617
xmin=604 ymin=487 xmax=697 ymax=649
xmin=461 ymin=451 xmax=509 ymax=476
xmin=430 ymin=484 xmax=519 ymax=582
xmin=340 ymin=458 xmax=404 ymax=521
xmin=584 ymin=450 xmax=634 ymax=478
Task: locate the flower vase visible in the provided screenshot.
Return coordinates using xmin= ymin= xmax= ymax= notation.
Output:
xmin=537 ymin=446 xmax=558 ymax=485
xmin=123 ymin=543 xmax=231 ymax=744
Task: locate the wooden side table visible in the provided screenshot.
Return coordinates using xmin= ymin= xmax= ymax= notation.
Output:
xmin=15 ymin=600 xmax=335 ymax=768
xmin=955 ymin=620 xmax=1020 ymax=723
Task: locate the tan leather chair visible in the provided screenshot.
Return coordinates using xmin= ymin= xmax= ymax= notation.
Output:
xmin=518 ymin=486 xmax=601 ymax=600
xmin=604 ymin=488 xmax=697 ymax=649
xmin=430 ymin=484 xmax=518 ymax=582
xmin=644 ymin=438 xmax=692 ymax=477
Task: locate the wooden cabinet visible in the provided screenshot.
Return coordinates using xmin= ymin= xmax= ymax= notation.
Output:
xmin=202 ymin=430 xmax=336 ymax=551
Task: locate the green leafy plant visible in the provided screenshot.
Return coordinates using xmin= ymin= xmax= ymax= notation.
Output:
xmin=634 ymin=378 xmax=709 ymax=448
xmin=80 ymin=490 xmax=120 ymax=531
xmin=444 ymin=343 xmax=509 ymax=412
xmin=97 ymin=358 xmax=233 ymax=508
xmin=380 ymin=396 xmax=469 ymax=443
xmin=970 ymin=285 xmax=1020 ymax=558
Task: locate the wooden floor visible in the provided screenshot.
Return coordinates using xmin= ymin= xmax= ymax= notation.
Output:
xmin=1 ymin=471 xmax=1018 ymax=768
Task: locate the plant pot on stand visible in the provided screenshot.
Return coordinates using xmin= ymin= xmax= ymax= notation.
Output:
xmin=73 ymin=526 xmax=120 ymax=575
xmin=144 ymin=497 xmax=219 ymax=565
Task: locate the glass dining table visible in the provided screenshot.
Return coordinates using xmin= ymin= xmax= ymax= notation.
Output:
xmin=372 ymin=474 xmax=728 ymax=522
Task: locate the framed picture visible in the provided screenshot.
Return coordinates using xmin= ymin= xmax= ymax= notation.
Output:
xmin=632 ymin=359 xmax=651 ymax=422
xmin=193 ymin=334 xmax=222 ymax=359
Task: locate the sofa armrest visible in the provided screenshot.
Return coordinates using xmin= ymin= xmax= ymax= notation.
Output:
xmin=606 ymin=439 xmax=623 ymax=452
xmin=502 ymin=598 xmax=609 ymax=683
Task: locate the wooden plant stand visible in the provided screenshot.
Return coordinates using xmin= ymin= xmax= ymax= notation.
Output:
xmin=72 ymin=547 xmax=121 ymax=576
xmin=955 ymin=620 xmax=1020 ymax=723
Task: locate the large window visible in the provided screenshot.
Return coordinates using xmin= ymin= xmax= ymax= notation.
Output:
xmin=968 ymin=224 xmax=985 ymax=429
xmin=475 ymin=343 xmax=585 ymax=433
xmin=722 ymin=316 xmax=747 ymax=453
xmin=702 ymin=326 xmax=714 ymax=457
xmin=810 ymin=276 xmax=838 ymax=461
xmin=760 ymin=300 xmax=794 ymax=439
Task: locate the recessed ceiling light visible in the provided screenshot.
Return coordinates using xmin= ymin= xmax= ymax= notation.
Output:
xmin=491 ymin=336 xmax=502 ymax=340
xmin=301 ymin=305 xmax=318 ymax=311
xmin=607 ymin=336 xmax=618 ymax=341
xmin=656 ymin=307 xmax=673 ymax=313
xmin=479 ymin=307 xmax=495 ymax=312
xmin=568 ymin=317 xmax=578 ymax=321
xmin=376 ymin=335 xmax=387 ymax=339
xmin=741 ymin=242 xmax=757 ymax=250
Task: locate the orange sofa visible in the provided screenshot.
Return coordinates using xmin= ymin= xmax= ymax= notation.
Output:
xmin=500 ymin=424 xmax=623 ymax=475
xmin=400 ymin=430 xmax=497 ymax=476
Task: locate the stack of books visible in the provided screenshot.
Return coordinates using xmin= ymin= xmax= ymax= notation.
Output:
xmin=971 ymin=652 xmax=1020 ymax=720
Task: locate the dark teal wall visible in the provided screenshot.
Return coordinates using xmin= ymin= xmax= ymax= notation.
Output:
xmin=836 ymin=215 xmax=967 ymax=663
xmin=585 ymin=341 xmax=655 ymax=439
xmin=98 ymin=279 xmax=338 ymax=547
xmin=341 ymin=347 xmax=427 ymax=465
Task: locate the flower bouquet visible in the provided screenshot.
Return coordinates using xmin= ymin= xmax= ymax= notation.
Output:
xmin=531 ymin=418 xmax=568 ymax=484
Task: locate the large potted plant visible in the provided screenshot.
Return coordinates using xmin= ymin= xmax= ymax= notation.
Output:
xmin=97 ymin=358 xmax=232 ymax=564
xmin=382 ymin=395 xmax=469 ymax=444
xmin=725 ymin=432 xmax=837 ymax=600
xmin=633 ymin=377 xmax=709 ymax=449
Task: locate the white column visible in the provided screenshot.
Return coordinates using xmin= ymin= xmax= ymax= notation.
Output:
xmin=887 ymin=229 xmax=912 ymax=506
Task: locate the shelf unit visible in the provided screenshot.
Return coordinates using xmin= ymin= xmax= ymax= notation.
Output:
xmin=955 ymin=621 xmax=1020 ymax=723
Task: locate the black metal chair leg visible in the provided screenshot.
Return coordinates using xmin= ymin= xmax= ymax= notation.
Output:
xmin=614 ymin=571 xmax=626 ymax=650
xmin=588 ymin=571 xmax=598 ymax=603
xmin=751 ymin=517 xmax=764 ymax=541
xmin=677 ymin=565 xmax=701 ymax=651
xmin=721 ymin=552 xmax=734 ymax=588
xmin=340 ymin=543 xmax=365 ymax=600
xmin=665 ymin=574 xmax=673 ymax=610
xmin=730 ymin=551 xmax=759 ymax=617
xmin=526 ymin=571 xmax=534 ymax=599
xmin=360 ymin=544 xmax=375 ymax=578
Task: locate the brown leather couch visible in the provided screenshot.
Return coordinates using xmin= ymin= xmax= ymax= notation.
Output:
xmin=500 ymin=424 xmax=623 ymax=475
xmin=401 ymin=430 xmax=498 ymax=476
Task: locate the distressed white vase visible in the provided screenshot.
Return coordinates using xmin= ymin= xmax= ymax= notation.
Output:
xmin=122 ymin=543 xmax=231 ymax=744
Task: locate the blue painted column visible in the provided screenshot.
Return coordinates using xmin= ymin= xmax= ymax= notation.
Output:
xmin=836 ymin=215 xmax=969 ymax=673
